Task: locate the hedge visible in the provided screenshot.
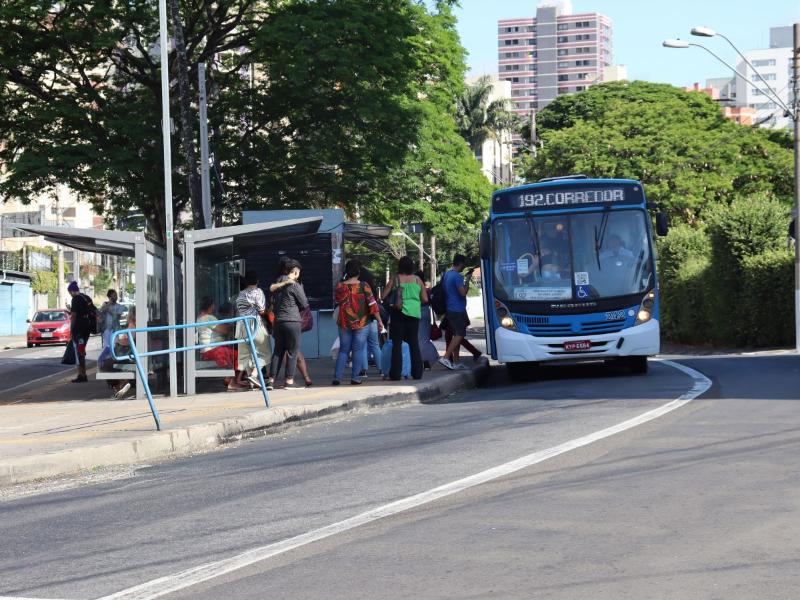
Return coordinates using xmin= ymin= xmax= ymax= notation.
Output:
xmin=658 ymin=195 xmax=794 ymax=348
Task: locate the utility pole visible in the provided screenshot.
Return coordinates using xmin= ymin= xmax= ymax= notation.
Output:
xmin=198 ymin=63 xmax=212 ymax=229
xmin=159 ymin=0 xmax=178 ymax=397
xmin=430 ymin=235 xmax=437 ymax=283
xmin=530 ymin=109 xmax=537 ymax=158
xmin=419 ymin=233 xmax=424 ymax=272
xmin=793 ymin=23 xmax=800 ymax=352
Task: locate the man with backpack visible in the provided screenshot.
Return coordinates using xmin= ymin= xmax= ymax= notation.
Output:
xmin=437 ymin=255 xmax=474 ymax=371
xmin=67 ymin=281 xmax=95 ymax=383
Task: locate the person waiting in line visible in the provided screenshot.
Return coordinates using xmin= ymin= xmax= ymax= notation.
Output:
xmin=235 ymin=270 xmax=272 ymax=390
xmin=269 ymin=257 xmax=313 ymax=388
xmin=381 ymin=256 xmax=426 ymax=381
xmin=415 ymin=270 xmax=439 ymax=369
xmin=196 ymin=296 xmax=238 ymax=391
xmin=358 ymin=266 xmax=383 ymax=377
xmin=334 ymin=259 xmax=384 ymax=385
xmin=98 ymin=289 xmax=125 ymax=352
xmin=268 ymin=260 xmax=308 ymax=389
xmin=438 ymin=255 xmax=472 ymax=371
xmin=66 ymin=281 xmax=92 ymax=383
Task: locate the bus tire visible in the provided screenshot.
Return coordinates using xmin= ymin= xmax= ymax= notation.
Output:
xmin=507 ymin=362 xmax=537 ymax=383
xmin=627 ymin=356 xmax=648 ymax=375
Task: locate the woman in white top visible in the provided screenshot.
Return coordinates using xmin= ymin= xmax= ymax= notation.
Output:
xmin=235 ymin=270 xmax=272 ymax=389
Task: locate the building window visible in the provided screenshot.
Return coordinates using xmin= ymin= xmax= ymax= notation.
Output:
xmin=752 ymin=73 xmax=776 ymax=81
xmin=504 ymin=40 xmax=512 ymax=46
xmin=528 ymin=39 xmax=536 ymax=45
xmin=575 ymin=86 xmax=585 ymax=91
xmin=557 ymin=23 xmax=569 ymax=30
xmin=558 ymin=61 xmax=569 ymax=68
xmin=752 ymin=58 xmax=776 ymax=67
xmin=558 ymin=87 xmax=569 ymax=94
xmin=512 ymin=77 xmax=519 ymax=83
xmin=557 ymin=49 xmax=569 ymax=56
xmin=558 ymin=74 xmax=569 ymax=81
xmin=558 ymin=36 xmax=569 ymax=43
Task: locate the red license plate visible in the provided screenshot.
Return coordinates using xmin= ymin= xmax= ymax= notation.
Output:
xmin=564 ymin=340 xmax=591 ymax=351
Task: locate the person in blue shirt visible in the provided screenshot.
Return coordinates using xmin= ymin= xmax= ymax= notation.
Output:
xmin=438 ymin=254 xmax=473 ymax=371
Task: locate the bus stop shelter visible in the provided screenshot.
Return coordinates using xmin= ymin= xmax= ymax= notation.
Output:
xmin=16 ymin=225 xmax=178 ymax=400
xmin=183 ymin=216 xmax=323 ymax=395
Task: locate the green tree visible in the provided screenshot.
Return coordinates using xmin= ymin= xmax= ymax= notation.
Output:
xmin=0 ymin=0 xmax=273 ymax=242
xmin=364 ymin=1 xmax=492 ymax=269
xmin=521 ymin=81 xmax=793 ymax=222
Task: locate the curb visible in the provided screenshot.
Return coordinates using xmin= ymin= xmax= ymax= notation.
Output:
xmin=0 ymin=361 xmax=490 ymax=488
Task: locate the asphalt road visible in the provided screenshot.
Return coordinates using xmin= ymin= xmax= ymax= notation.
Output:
xmin=1 ymin=355 xmax=798 ymax=599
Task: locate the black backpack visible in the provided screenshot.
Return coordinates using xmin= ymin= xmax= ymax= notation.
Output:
xmin=429 ymin=275 xmax=448 ymax=317
xmin=81 ymin=293 xmax=99 ymax=335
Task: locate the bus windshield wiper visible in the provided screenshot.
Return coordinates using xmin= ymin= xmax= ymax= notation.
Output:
xmin=593 ymin=209 xmax=611 ymax=270
xmin=526 ymin=215 xmax=542 ymax=276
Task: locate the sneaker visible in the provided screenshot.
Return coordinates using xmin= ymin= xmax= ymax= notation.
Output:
xmin=350 ymin=379 xmax=363 ymax=385
xmin=359 ymin=370 xmax=368 ymax=379
xmin=266 ymin=380 xmax=274 ymax=391
xmin=438 ymin=357 xmax=454 ymax=370
xmin=71 ymin=375 xmax=88 ymax=383
xmin=332 ymin=380 xmax=341 ymax=386
xmin=113 ymin=383 xmax=132 ymax=399
xmin=454 ymin=362 xmax=469 ymax=371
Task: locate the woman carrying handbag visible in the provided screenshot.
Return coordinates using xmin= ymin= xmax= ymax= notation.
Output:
xmin=381 ymin=256 xmax=427 ymax=381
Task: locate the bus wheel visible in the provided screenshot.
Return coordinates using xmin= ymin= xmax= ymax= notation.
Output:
xmin=627 ymin=356 xmax=648 ymax=375
xmin=507 ymin=362 xmax=537 ymax=383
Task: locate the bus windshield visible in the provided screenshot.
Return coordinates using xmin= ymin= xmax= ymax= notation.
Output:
xmin=492 ymin=209 xmax=653 ymax=303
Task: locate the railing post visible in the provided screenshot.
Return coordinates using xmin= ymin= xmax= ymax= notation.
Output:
xmin=245 ymin=316 xmax=270 ymax=407
xmin=130 ymin=336 xmax=162 ymax=431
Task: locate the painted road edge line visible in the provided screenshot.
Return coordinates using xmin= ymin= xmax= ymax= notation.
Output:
xmin=99 ymin=359 xmax=711 ymax=600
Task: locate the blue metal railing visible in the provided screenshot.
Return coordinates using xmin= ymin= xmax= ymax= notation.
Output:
xmin=110 ymin=315 xmax=269 ymax=431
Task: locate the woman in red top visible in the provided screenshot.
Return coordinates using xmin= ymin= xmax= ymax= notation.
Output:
xmin=333 ymin=259 xmax=384 ymax=385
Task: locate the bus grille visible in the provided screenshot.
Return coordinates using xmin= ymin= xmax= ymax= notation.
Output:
xmin=513 ymin=314 xmax=627 ymax=337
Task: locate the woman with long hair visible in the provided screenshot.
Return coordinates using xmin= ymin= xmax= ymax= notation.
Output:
xmin=268 ymin=259 xmax=308 ymax=388
xmin=381 ymin=256 xmax=427 ymax=380
xmin=333 ymin=259 xmax=384 ymax=385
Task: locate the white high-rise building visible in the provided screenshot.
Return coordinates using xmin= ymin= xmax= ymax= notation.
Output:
xmin=737 ymin=26 xmax=793 ymax=129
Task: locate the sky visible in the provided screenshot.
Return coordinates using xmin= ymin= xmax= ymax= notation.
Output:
xmin=454 ymin=0 xmax=800 ymax=87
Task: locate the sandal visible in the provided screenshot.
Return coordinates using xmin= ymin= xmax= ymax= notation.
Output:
xmin=304 ymin=379 xmax=313 ymax=387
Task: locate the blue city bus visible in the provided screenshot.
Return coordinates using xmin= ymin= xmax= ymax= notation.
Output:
xmin=479 ymin=175 xmax=668 ymax=380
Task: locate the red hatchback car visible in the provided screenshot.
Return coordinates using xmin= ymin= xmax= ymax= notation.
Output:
xmin=27 ymin=309 xmax=71 ymax=347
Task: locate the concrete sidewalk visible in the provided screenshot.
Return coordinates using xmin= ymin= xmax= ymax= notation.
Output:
xmin=0 ymin=335 xmax=27 ymax=351
xmin=0 ymin=356 xmax=488 ymax=487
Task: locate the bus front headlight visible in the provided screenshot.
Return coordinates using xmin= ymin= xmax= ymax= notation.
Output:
xmin=635 ymin=291 xmax=656 ymax=325
xmin=495 ymin=300 xmax=517 ymax=330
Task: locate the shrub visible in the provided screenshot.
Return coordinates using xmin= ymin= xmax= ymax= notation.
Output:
xmin=660 ymin=256 xmax=711 ymax=344
xmin=657 ymin=223 xmax=710 ymax=280
xmin=739 ymin=249 xmax=794 ymax=347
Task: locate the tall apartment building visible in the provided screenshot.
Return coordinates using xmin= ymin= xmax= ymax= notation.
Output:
xmin=498 ymin=0 xmax=613 ymax=118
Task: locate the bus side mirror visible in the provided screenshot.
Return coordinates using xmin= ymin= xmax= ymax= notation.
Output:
xmin=656 ymin=213 xmax=669 ymax=237
xmin=479 ymin=222 xmax=490 ymax=260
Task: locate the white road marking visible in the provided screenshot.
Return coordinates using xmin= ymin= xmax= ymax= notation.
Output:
xmin=0 ymin=596 xmax=67 ymax=600
xmin=98 ymin=359 xmax=711 ymax=600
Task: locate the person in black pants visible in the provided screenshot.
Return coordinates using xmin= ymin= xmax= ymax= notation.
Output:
xmin=268 ymin=260 xmax=308 ymax=388
xmin=381 ymin=256 xmax=427 ymax=381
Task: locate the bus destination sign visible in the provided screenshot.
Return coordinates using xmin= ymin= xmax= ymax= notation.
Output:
xmin=493 ymin=183 xmax=643 ymax=214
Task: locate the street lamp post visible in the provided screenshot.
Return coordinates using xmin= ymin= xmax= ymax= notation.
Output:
xmin=159 ymin=0 xmax=178 ymax=396
xmin=664 ymin=28 xmax=800 ymax=352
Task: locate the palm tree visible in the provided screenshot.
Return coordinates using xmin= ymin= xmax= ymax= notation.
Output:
xmin=456 ymin=76 xmax=520 ymax=184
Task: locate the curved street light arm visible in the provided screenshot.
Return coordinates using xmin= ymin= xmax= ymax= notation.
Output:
xmin=713 ymin=32 xmax=793 ymax=115
xmin=688 ymin=42 xmax=795 ymax=120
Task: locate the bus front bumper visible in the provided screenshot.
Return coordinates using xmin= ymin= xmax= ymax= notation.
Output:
xmin=495 ymin=319 xmax=660 ymax=363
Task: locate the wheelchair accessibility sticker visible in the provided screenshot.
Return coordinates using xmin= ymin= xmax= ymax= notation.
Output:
xmin=575 ymin=285 xmax=591 ymax=299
